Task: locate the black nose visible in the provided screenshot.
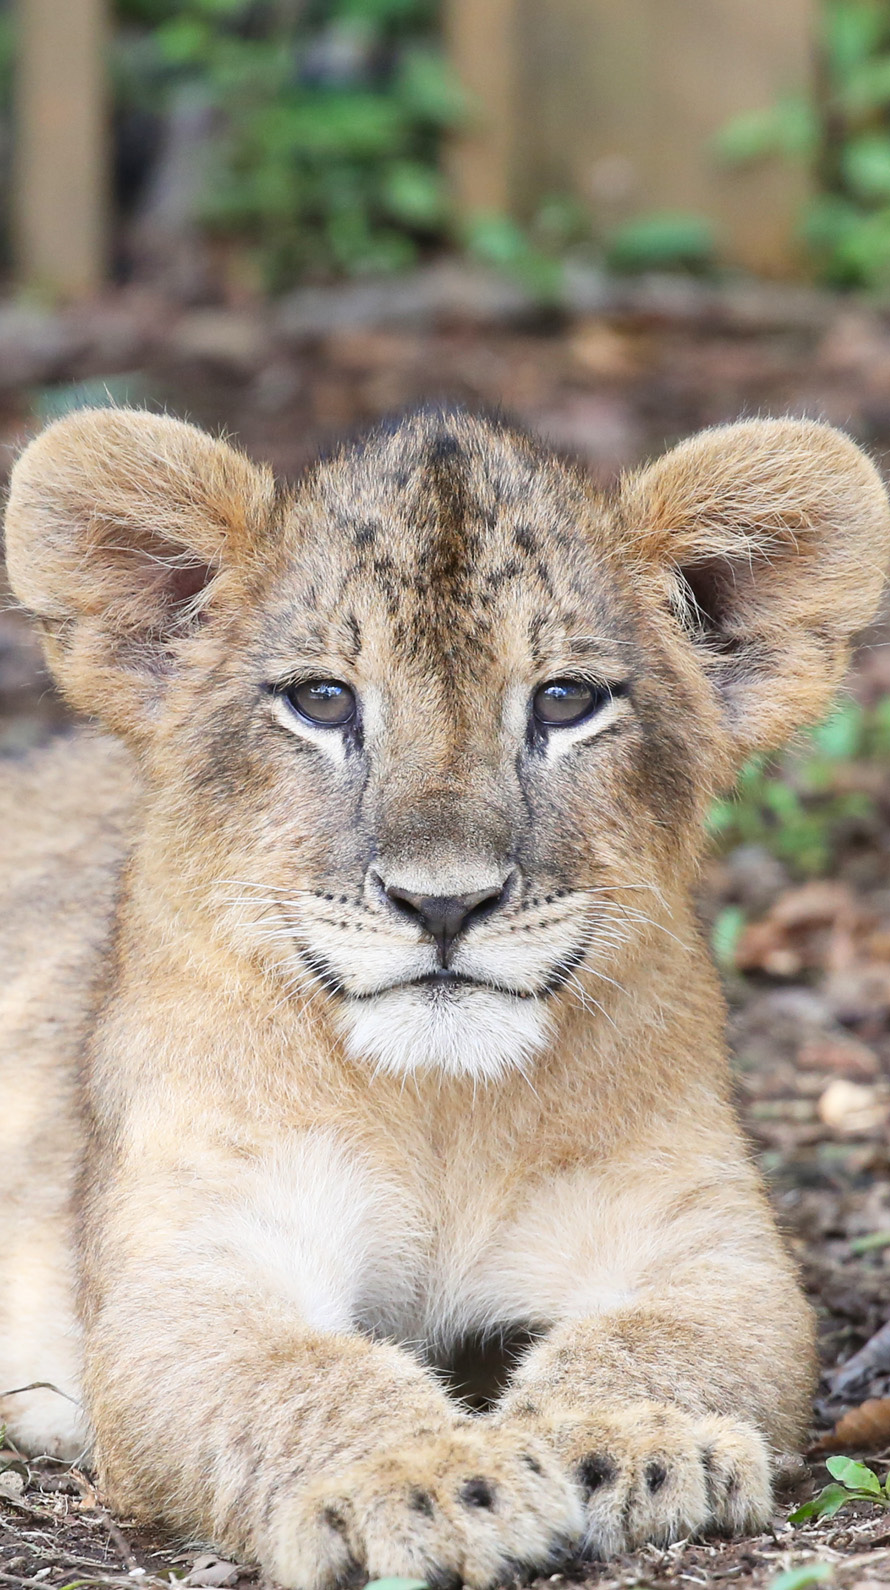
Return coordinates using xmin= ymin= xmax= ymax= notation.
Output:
xmin=385 ymin=882 xmax=506 ymax=964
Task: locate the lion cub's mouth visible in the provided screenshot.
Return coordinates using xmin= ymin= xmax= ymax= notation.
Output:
xmin=414 ymin=970 xmax=476 ymax=990
xmin=344 ymin=969 xmax=537 ymax=1002
xmin=396 ymin=970 xmax=538 ymax=1002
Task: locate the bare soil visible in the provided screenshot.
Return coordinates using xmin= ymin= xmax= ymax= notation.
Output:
xmin=1 ymin=273 xmax=888 ymax=1589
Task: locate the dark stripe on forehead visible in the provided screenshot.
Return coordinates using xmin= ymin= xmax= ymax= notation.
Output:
xmin=425 ymin=432 xmax=472 ymax=589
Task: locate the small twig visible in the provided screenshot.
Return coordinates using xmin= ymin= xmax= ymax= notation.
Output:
xmin=63 ymin=1473 xmax=137 ymax=1576
xmin=67 ymin=1469 xmax=98 ymax=1512
xmin=91 ymin=1511 xmax=138 ymax=1575
xmin=0 ymin=1384 xmax=82 ymax=1408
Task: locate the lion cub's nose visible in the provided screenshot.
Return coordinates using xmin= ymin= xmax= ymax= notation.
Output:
xmin=385 ymin=883 xmax=507 ymax=964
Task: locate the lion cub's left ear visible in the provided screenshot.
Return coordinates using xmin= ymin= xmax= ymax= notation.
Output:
xmin=621 ymin=418 xmax=890 ymax=762
xmin=4 ymin=407 xmax=276 ymax=739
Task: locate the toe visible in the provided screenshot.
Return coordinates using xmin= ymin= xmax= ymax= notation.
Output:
xmin=696 ymin=1415 xmax=772 ymax=1535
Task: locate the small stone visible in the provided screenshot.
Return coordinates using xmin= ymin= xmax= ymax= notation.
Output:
xmin=817 ymin=1077 xmax=888 ymax=1134
xmin=0 ymin=1467 xmax=25 ymax=1499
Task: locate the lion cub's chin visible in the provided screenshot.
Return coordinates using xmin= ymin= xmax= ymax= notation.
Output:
xmin=338 ymin=983 xmax=553 ymax=1081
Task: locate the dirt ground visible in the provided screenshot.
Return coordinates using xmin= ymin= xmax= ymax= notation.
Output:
xmin=1 ymin=270 xmax=889 ymax=1590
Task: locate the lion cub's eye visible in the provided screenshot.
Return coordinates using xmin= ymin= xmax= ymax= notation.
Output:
xmin=285 ymin=679 xmax=356 ymax=728
xmin=532 ymin=678 xmax=610 ymax=728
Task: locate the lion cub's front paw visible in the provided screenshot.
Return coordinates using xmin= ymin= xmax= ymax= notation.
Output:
xmin=530 ymin=1402 xmax=772 ymax=1557
xmin=268 ymin=1426 xmax=585 ymax=1590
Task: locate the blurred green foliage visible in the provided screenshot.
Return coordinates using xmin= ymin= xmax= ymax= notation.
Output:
xmin=605 ymin=212 xmax=717 ymax=275
xmin=708 ymin=697 xmax=890 ymax=877
xmin=114 ymin=0 xmax=465 ymax=289
xmin=462 ymin=198 xmax=591 ymax=302
xmin=717 ymin=0 xmax=890 ymax=287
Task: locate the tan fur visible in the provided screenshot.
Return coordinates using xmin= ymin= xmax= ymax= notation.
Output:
xmin=1 ymin=407 xmax=888 ymax=1586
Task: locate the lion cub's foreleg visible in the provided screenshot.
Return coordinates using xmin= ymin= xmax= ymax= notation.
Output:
xmin=495 ymin=1238 xmax=815 ymax=1554
xmin=82 ymin=1134 xmax=582 ymax=1590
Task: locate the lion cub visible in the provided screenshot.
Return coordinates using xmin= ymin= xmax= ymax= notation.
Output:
xmin=1 ymin=406 xmax=887 ymax=1587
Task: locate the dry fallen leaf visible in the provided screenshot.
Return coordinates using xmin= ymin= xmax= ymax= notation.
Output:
xmin=568 ymin=320 xmax=637 ymax=378
xmin=824 ymin=960 xmax=890 ymax=1025
xmin=812 ymin=1397 xmax=890 ymax=1452
xmin=734 ymin=882 xmax=866 ymax=978
xmin=831 ymin=1321 xmax=890 ymax=1397
xmin=770 ymin=881 xmax=858 ymax=929
xmin=797 ymin=1035 xmax=879 ymax=1079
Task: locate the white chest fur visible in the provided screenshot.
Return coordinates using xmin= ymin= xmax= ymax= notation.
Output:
xmin=193 ymin=1130 xmax=642 ymax=1352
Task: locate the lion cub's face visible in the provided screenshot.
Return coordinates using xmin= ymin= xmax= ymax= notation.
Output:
xmin=7 ymin=407 xmax=889 ymax=1080
xmin=192 ymin=414 xmax=710 ymax=1079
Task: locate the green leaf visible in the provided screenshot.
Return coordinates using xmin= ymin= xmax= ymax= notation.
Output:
xmin=381 ymin=160 xmax=447 ymax=227
xmin=156 ymin=17 xmax=214 ymax=66
xmin=850 ymin=1228 xmax=890 ymax=1254
xmin=842 ymin=133 xmax=890 ymax=199
xmin=396 ymin=46 xmax=467 ymax=126
xmin=712 ymin=906 xmax=746 ymax=971
xmin=464 ymin=212 xmax=563 ymax=302
xmin=810 ymin=704 xmax=864 ymax=761
xmin=789 ymin=1481 xmax=856 ymax=1524
xmin=824 ymin=0 xmax=887 ymax=77
xmin=335 ymin=0 xmax=432 ymax=24
xmin=837 ymin=53 xmax=890 ymax=112
xmin=252 ymin=93 xmax=408 ymax=161
xmin=870 ymin=695 xmax=890 ymax=752
xmin=803 ymin=198 xmax=890 ymax=287
xmin=465 ymin=212 xmax=529 ymax=268
xmin=363 ymin=1580 xmax=430 ymax=1590
xmin=715 ymin=99 xmax=817 ymax=163
xmin=191 ymin=0 xmax=250 ymax=15
xmin=607 ymin=212 xmax=716 ymax=273
xmin=825 ymin=1455 xmax=882 ymax=1493
xmin=768 ymin=1566 xmax=833 ymax=1590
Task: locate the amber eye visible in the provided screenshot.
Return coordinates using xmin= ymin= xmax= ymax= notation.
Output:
xmin=285 ymin=678 xmax=356 ymax=727
xmin=532 ymin=678 xmax=607 ymax=728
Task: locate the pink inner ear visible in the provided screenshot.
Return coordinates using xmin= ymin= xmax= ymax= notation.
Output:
xmin=678 ymin=551 xmax=758 ymax=652
xmin=165 ymin=560 xmax=215 ymax=612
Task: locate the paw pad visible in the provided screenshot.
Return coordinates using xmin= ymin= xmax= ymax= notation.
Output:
xmin=459 ymin=1476 xmax=496 ymax=1509
xmin=576 ymin=1455 xmax=617 ymax=1497
xmin=320 ymin=1505 xmax=347 ymax=1534
xmin=646 ymin=1460 xmax=668 ymax=1493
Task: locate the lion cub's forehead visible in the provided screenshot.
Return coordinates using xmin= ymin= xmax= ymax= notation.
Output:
xmin=271 ymin=411 xmax=624 ymax=668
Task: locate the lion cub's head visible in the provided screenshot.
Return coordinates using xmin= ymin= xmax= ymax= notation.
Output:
xmin=5 ymin=407 xmax=889 ymax=1079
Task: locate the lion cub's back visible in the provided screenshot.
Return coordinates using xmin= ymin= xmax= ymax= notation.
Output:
xmin=0 ymin=727 xmax=135 ymax=1102
xmin=0 ymin=730 xmax=136 ymax=1454
xmin=0 ymin=728 xmax=135 ymax=999
xmin=0 ymin=727 xmax=136 ymax=1181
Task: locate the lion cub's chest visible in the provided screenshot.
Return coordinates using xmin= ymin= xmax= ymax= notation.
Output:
xmin=226 ymin=1130 xmax=638 ymax=1353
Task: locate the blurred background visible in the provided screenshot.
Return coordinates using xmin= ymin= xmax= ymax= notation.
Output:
xmin=0 ymin=0 xmax=889 ymax=1516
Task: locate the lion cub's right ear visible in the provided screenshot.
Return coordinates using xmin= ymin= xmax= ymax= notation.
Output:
xmin=4 ymin=407 xmax=276 ymax=739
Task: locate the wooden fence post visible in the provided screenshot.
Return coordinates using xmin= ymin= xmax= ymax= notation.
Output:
xmin=445 ymin=0 xmax=816 ymax=278
xmin=443 ymin=0 xmax=519 ymax=218
xmin=15 ymin=0 xmax=109 ymax=298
